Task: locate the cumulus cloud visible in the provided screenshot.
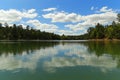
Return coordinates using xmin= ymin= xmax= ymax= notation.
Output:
xmin=0 ymin=6 xmax=117 ymax=35
xmin=28 ymin=9 xmax=36 ymax=13
xmin=65 ymin=6 xmax=117 ymax=33
xmin=65 ymin=12 xmax=117 ymax=31
xmin=42 ymin=11 xmax=82 ymax=23
xmin=58 ymin=30 xmax=75 ymax=35
xmin=57 ymin=30 xmax=82 ymax=35
xmin=42 ymin=8 xmax=57 ymax=12
xmin=42 ymin=6 xmax=117 ymax=35
xmin=65 ymin=23 xmax=87 ymax=32
xmin=27 ymin=19 xmax=58 ymax=32
xmin=0 ymin=9 xmax=37 ymax=24
xmin=99 ymin=6 xmax=113 ymax=13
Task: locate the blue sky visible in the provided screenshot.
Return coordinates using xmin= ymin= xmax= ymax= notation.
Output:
xmin=0 ymin=0 xmax=120 ymax=35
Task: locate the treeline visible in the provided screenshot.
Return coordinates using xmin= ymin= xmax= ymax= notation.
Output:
xmin=85 ymin=14 xmax=120 ymax=40
xmin=60 ymin=14 xmax=120 ymax=40
xmin=0 ymin=14 xmax=120 ymax=40
xmin=87 ymin=22 xmax=120 ymax=39
xmin=0 ymin=23 xmax=90 ymax=40
xmin=0 ymin=23 xmax=61 ymax=40
xmin=60 ymin=34 xmax=88 ymax=40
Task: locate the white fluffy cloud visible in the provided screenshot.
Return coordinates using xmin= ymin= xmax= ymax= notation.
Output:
xmin=43 ymin=11 xmax=82 ymax=23
xmin=58 ymin=30 xmax=75 ymax=35
xmin=65 ymin=11 xmax=117 ymax=31
xmin=57 ymin=30 xmax=82 ymax=35
xmin=28 ymin=9 xmax=36 ymax=13
xmin=0 ymin=6 xmax=118 ymax=35
xmin=99 ymin=6 xmax=113 ymax=13
xmin=0 ymin=9 xmax=37 ymax=24
xmin=27 ymin=19 xmax=58 ymax=32
xmin=42 ymin=6 xmax=117 ymax=35
xmin=65 ymin=23 xmax=87 ymax=32
xmin=65 ymin=6 xmax=117 ymax=33
xmin=43 ymin=6 xmax=117 ymax=24
xmin=42 ymin=8 xmax=57 ymax=12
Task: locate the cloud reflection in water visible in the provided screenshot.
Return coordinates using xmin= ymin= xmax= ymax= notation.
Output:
xmin=0 ymin=42 xmax=118 ymax=73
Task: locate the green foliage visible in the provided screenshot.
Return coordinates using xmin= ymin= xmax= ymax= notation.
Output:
xmin=117 ymin=14 xmax=120 ymax=22
xmin=87 ymin=21 xmax=120 ymax=39
xmin=0 ymin=23 xmax=61 ymax=40
xmin=104 ymin=25 xmax=114 ymax=39
xmin=82 ymin=14 xmax=120 ymax=39
xmin=87 ymin=27 xmax=96 ymax=39
xmin=87 ymin=23 xmax=105 ymax=39
xmin=0 ymin=13 xmax=120 ymax=40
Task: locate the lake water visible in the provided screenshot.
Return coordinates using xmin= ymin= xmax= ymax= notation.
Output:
xmin=0 ymin=41 xmax=120 ymax=80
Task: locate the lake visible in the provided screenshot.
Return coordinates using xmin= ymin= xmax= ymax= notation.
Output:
xmin=0 ymin=41 xmax=120 ymax=80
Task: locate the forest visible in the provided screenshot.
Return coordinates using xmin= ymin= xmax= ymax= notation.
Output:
xmin=0 ymin=14 xmax=120 ymax=40
xmin=0 ymin=23 xmax=61 ymax=40
xmin=60 ymin=13 xmax=120 ymax=40
xmin=86 ymin=14 xmax=120 ymax=40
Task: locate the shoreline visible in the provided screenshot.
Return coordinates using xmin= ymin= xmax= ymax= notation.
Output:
xmin=0 ymin=39 xmax=120 ymax=42
xmin=89 ymin=39 xmax=120 ymax=41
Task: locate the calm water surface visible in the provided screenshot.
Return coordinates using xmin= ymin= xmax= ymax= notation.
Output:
xmin=0 ymin=41 xmax=120 ymax=80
